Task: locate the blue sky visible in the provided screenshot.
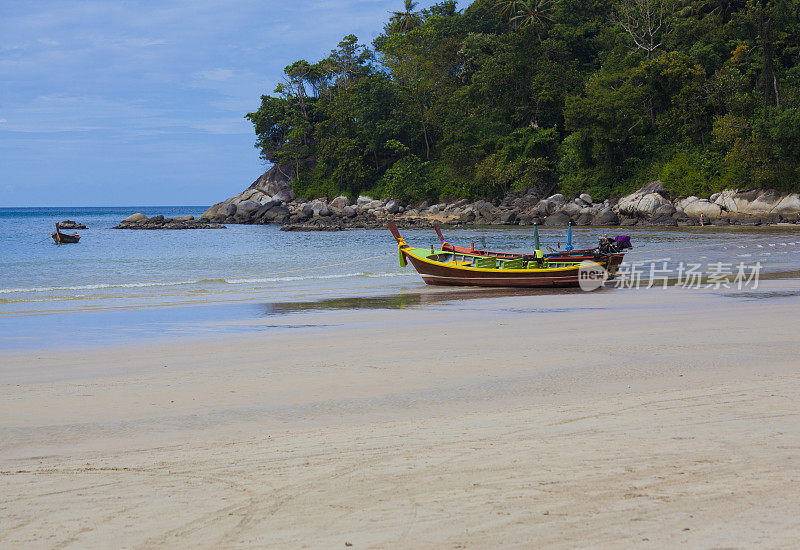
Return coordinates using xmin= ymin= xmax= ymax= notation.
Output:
xmin=0 ymin=0 xmax=438 ymax=206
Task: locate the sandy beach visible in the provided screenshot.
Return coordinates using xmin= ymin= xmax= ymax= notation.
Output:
xmin=2 ymin=281 xmax=800 ymax=548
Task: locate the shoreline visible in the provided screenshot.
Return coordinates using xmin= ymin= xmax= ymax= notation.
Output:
xmin=2 ymin=282 xmax=800 ymax=546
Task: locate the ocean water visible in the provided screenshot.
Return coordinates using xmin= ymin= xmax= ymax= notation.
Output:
xmin=2 ymin=206 xmax=799 ymax=350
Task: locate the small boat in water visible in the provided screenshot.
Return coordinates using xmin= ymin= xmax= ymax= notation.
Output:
xmin=52 ymin=222 xmax=81 ymax=244
xmin=389 ymin=222 xmax=609 ymax=288
xmin=432 ymin=224 xmax=630 ymax=277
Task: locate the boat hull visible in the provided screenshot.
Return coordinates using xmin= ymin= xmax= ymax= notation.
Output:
xmin=403 ymin=251 xmax=600 ymax=288
xmin=52 ymin=232 xmax=80 ymax=243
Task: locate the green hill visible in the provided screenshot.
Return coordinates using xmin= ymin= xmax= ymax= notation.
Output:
xmin=246 ymin=0 xmax=800 ymax=203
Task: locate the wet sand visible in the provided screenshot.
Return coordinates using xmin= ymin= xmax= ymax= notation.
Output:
xmin=2 ymin=281 xmax=800 ymax=548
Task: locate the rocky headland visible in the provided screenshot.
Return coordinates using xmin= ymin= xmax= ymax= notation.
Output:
xmin=198 ymin=166 xmax=800 ymax=230
xmin=117 ymin=165 xmax=800 ymax=231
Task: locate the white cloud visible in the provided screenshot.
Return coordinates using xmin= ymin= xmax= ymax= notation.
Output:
xmin=0 ymin=95 xmax=178 ymax=134
xmin=0 ymin=0 xmax=438 ymax=203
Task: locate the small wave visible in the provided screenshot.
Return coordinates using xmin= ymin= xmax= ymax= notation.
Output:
xmin=1 ymin=270 xmax=414 ymax=296
xmin=224 ymin=272 xmax=367 ymax=284
xmin=0 ymin=279 xmax=201 ymax=294
xmin=364 ymin=272 xmax=416 ymax=278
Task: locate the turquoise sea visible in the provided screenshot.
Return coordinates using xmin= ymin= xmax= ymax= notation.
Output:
xmin=2 ymin=207 xmax=799 ymax=351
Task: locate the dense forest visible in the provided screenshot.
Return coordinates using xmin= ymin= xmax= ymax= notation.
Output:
xmin=246 ymin=0 xmax=800 ymax=203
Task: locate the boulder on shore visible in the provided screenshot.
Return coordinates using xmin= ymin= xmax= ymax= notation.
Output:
xmin=683 ymin=199 xmax=723 ymax=219
xmin=544 ymin=211 xmax=572 ymax=226
xmin=713 ymin=188 xmax=800 ymax=217
xmin=593 ymin=208 xmax=619 ymax=226
xmin=617 ymin=181 xmax=671 ymax=218
xmin=329 ymin=195 xmax=350 ymax=213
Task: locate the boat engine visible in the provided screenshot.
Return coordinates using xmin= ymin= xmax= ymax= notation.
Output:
xmin=598 ymin=235 xmax=632 ymax=253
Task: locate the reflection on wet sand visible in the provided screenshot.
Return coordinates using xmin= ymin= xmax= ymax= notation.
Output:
xmin=261 ymin=286 xmax=590 ymax=315
xmin=723 ymin=289 xmax=800 ymax=300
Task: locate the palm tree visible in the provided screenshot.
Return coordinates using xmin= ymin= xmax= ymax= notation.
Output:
xmin=511 ymin=0 xmax=553 ymax=40
xmin=390 ymin=0 xmax=422 ymax=33
xmin=493 ymin=0 xmax=519 ymax=22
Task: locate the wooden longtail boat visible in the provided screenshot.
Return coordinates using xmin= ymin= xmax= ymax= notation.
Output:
xmin=389 ymin=222 xmax=607 ymax=288
xmin=432 ymin=224 xmax=629 ymax=276
xmin=51 ymin=223 xmax=81 ymax=244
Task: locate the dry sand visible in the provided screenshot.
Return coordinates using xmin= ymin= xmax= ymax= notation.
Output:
xmin=2 ymin=282 xmax=800 ymax=548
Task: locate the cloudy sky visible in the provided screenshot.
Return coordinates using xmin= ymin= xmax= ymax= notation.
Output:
xmin=0 ymin=0 xmax=438 ymax=206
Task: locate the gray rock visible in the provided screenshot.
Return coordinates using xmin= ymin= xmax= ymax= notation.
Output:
xmin=329 ymin=195 xmax=350 ymax=212
xmin=460 ymin=211 xmax=476 ymax=223
xmin=260 ymin=199 xmax=280 ymax=211
xmin=342 ymin=205 xmax=357 ymax=218
xmin=561 ymin=202 xmax=583 ymax=217
xmin=654 ymin=203 xmax=677 ymax=217
xmin=683 ymin=199 xmax=723 ymax=219
xmin=534 ymin=200 xmax=551 ymax=217
xmin=714 ymin=188 xmax=800 ymax=216
xmin=575 ymin=212 xmax=594 ymax=226
xmin=221 ymin=202 xmax=237 ymax=218
xmin=544 ymin=211 xmax=572 ymax=226
xmin=651 ymin=214 xmax=678 ymax=226
xmin=253 ymin=205 xmax=272 ymax=221
xmin=618 ymin=181 xmax=671 ymax=218
xmin=272 ymin=188 xmax=295 ymax=203
xmin=593 ymin=208 xmax=619 ymax=226
xmin=574 ymin=198 xmax=589 ymax=208
xmin=236 ymin=200 xmax=261 ymax=218
xmin=58 ymin=220 xmax=87 ymax=229
xmin=122 ymin=213 xmax=148 ymax=223
xmin=264 ymin=205 xmax=290 ymax=222
xmin=498 ymin=211 xmax=517 ymax=225
xmin=579 ymin=193 xmax=593 ymax=205
xmin=314 ymin=203 xmax=332 ymax=217
xmin=248 ymin=165 xmax=293 ymax=197
xmin=385 ymin=199 xmax=400 ymax=214
xmin=200 ymin=203 xmax=223 ymax=220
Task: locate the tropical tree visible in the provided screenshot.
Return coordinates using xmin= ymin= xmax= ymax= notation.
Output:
xmin=493 ymin=0 xmax=520 ymax=23
xmin=390 ymin=0 xmax=422 ymax=33
xmin=511 ymin=0 xmax=554 ymax=39
xmin=246 ymin=0 xmax=800 ymax=201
